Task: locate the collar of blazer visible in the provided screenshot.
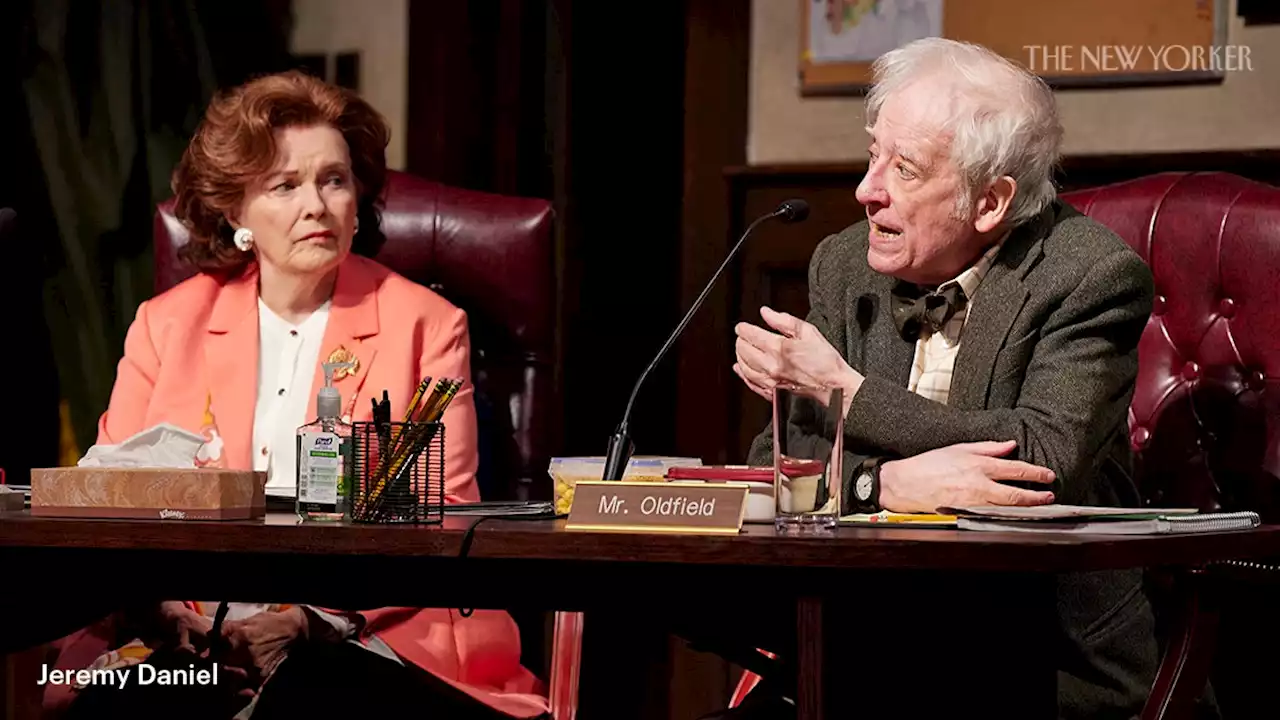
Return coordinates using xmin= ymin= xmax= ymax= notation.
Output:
xmin=203 ymin=254 xmax=382 ymax=468
xmin=857 ymin=202 xmax=1056 ymax=411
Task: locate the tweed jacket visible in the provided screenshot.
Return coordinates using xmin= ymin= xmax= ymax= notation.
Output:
xmin=749 ymin=200 xmax=1153 ymax=510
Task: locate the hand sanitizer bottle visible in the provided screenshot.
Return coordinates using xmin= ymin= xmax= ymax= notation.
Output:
xmin=296 ymin=361 xmax=354 ymax=522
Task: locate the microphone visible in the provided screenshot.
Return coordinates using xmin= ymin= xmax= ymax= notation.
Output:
xmin=602 ymin=199 xmax=811 ymax=481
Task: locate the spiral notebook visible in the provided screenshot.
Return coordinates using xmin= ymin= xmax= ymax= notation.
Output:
xmin=953 ymin=508 xmax=1261 ymax=535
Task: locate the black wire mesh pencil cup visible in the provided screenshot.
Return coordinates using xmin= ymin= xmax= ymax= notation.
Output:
xmin=348 ymin=421 xmax=445 ymax=524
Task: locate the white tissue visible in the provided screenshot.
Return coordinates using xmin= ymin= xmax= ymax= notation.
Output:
xmin=77 ymin=423 xmax=206 ymax=468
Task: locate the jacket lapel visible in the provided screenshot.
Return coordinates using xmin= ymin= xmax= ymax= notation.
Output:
xmin=204 ymin=268 xmax=260 ymax=470
xmin=308 ymin=256 xmax=380 ymax=422
xmin=946 ymin=208 xmax=1051 ymax=410
xmin=849 ymin=272 xmax=916 ymax=386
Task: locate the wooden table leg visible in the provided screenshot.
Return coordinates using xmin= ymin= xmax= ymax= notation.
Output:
xmin=1141 ymin=566 xmax=1221 ymax=720
xmin=796 ymin=595 xmax=824 ymax=720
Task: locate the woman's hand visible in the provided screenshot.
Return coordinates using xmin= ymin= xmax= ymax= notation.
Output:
xmin=221 ymin=607 xmax=308 ymax=680
xmin=156 ymin=601 xmax=214 ymax=654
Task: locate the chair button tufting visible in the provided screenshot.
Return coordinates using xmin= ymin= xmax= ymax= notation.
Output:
xmin=1152 ymin=295 xmax=1167 ymax=315
xmin=1248 ymin=370 xmax=1267 ymax=393
xmin=1131 ymin=426 xmax=1151 ymax=450
xmin=1182 ymin=362 xmax=1200 ymax=381
xmin=1218 ymin=297 xmax=1236 ymax=317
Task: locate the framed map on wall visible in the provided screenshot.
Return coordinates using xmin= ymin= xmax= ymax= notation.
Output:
xmin=807 ymin=0 xmax=943 ymax=65
xmin=800 ymin=0 xmax=1231 ymax=95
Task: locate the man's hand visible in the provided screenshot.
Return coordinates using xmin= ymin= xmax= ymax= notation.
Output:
xmin=733 ymin=306 xmax=864 ymax=412
xmin=878 ymin=440 xmax=1056 ymax=513
xmin=156 ymin=601 xmax=213 ymax=654
xmin=221 ymin=607 xmax=307 ymax=681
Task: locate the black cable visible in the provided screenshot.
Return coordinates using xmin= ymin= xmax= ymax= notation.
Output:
xmin=457 ymin=515 xmax=500 ymax=562
xmin=455 ymin=510 xmax=558 ymax=618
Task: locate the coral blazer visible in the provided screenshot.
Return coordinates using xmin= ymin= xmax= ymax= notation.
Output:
xmin=72 ymin=253 xmax=549 ymax=717
xmin=98 ymin=252 xmax=478 ymax=498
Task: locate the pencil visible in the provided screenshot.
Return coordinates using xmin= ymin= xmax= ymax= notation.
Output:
xmin=402 ymin=376 xmax=432 ymax=422
xmin=422 ymin=379 xmax=462 ymax=422
xmin=871 ymin=513 xmax=956 ymax=523
xmin=363 ymin=383 xmax=445 ymax=509
xmin=370 ymin=376 xmax=431 ymax=474
xmin=355 ymin=377 xmax=464 ymax=520
xmin=414 ymin=378 xmax=453 ymax=422
xmin=368 ymin=379 xmax=462 ymax=517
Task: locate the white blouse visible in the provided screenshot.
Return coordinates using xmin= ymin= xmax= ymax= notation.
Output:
xmin=252 ymin=297 xmax=331 ymax=495
xmin=218 ymin=298 xmax=406 ymax=675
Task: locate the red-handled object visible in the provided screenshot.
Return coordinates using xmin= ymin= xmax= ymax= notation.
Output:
xmin=666 ymin=465 xmax=772 ymax=482
xmin=666 ymin=461 xmax=825 ymax=481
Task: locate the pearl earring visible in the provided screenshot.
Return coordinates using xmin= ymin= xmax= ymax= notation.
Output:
xmin=233 ymin=228 xmax=254 ymax=252
xmin=354 ymin=218 xmax=360 ymax=234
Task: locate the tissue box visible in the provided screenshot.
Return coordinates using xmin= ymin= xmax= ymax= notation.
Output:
xmin=30 ymin=467 xmax=267 ymax=520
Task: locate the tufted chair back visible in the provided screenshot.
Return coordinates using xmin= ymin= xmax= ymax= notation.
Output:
xmin=153 ymin=170 xmax=558 ymax=503
xmin=1061 ymin=172 xmax=1280 ymax=521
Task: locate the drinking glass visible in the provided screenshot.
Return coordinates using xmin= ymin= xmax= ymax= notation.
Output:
xmin=772 ymin=384 xmax=844 ymax=532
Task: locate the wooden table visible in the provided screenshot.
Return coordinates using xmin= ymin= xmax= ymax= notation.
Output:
xmin=4 ymin=512 xmax=1280 ymax=719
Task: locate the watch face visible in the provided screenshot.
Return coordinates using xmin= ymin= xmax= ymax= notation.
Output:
xmin=856 ymin=472 xmax=873 ymax=501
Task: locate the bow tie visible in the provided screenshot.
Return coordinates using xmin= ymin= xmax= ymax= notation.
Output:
xmin=889 ymin=281 xmax=967 ymax=341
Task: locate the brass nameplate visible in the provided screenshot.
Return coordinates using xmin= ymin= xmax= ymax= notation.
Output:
xmin=565 ymin=481 xmax=749 ymax=535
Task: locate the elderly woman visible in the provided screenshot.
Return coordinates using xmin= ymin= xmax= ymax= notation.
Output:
xmin=48 ymin=71 xmax=550 ymax=720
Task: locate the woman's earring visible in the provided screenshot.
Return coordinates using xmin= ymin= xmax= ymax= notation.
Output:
xmin=233 ymin=228 xmax=254 ymax=252
xmin=353 ymin=218 xmax=360 ymax=235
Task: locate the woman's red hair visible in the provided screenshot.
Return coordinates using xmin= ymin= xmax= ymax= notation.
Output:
xmin=171 ymin=70 xmax=390 ymax=273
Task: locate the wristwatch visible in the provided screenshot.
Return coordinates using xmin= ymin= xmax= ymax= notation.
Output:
xmin=851 ymin=457 xmax=883 ymax=513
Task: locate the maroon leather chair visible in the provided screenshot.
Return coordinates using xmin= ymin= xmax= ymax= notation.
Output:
xmin=1063 ymin=172 xmax=1280 ymax=518
xmin=155 ymin=171 xmax=583 ymax=719
xmin=155 ymin=170 xmax=559 ymax=503
xmin=1062 ymin=172 xmax=1280 ymax=720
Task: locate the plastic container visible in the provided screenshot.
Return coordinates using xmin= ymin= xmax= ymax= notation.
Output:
xmin=549 ymin=456 xmax=702 ymax=515
xmin=665 ymin=465 xmax=775 ymax=523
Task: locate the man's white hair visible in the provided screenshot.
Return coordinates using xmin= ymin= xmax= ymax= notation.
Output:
xmin=865 ymin=38 xmax=1063 ymax=227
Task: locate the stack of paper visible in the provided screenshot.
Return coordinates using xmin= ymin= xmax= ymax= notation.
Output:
xmin=444 ymin=500 xmax=557 ymax=517
xmin=940 ymin=504 xmax=1260 ymax=535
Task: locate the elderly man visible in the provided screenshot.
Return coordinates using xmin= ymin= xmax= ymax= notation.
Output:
xmin=729 ymin=38 xmax=1161 ymax=719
